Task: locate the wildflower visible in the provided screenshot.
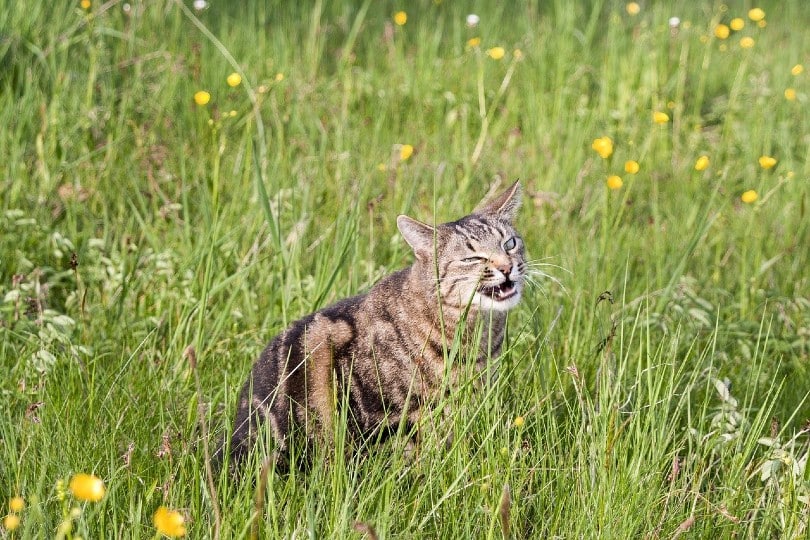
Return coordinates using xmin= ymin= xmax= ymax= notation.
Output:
xmin=80 ymin=0 xmax=91 ymax=9
xmin=393 ymin=11 xmax=407 ymax=26
xmin=192 ymin=0 xmax=207 ymax=10
xmin=741 ymin=190 xmax=758 ymax=203
xmin=748 ymin=8 xmax=765 ymax=22
xmin=229 ymin=110 xmax=237 ymax=117
xmin=785 ymin=88 xmax=797 ymax=101
xmin=9 ymin=497 xmax=24 ymax=512
xmin=500 ymin=447 xmax=509 ymax=456
xmin=591 ymin=136 xmax=614 ymax=159
xmin=757 ymin=20 xmax=766 ymax=28
xmin=513 ymin=416 xmax=525 ymax=428
xmin=624 ymin=160 xmax=640 ymax=174
xmin=466 ymin=13 xmax=480 ymax=27
xmin=193 ymin=91 xmax=210 ymax=106
xmin=275 ymin=73 xmax=284 ymax=81
xmin=653 ymin=111 xmax=670 ymax=124
xmin=730 ymin=18 xmax=744 ymax=31
xmin=513 ymin=49 xmax=523 ymax=60
xmin=668 ymin=17 xmax=680 ymax=29
xmin=791 ymin=64 xmax=804 ymax=76
xmin=68 ymin=473 xmax=105 ymax=502
xmin=467 ymin=37 xmax=481 ymax=48
xmin=606 ymin=175 xmax=623 ymax=190
xmin=399 ymin=144 xmax=414 ymax=161
xmin=3 ymin=514 xmax=20 ymax=531
xmin=153 ymin=506 xmax=187 ymax=537
xmin=694 ymin=155 xmax=710 ymax=171
xmin=714 ymin=24 xmax=730 ymax=39
xmin=487 ymin=47 xmax=505 ymax=60
xmin=626 ymin=2 xmax=640 ymax=15
xmin=739 ymin=37 xmax=755 ymax=49
xmin=758 ymin=155 xmax=777 ymax=169
xmin=226 ymin=73 xmax=241 ymax=87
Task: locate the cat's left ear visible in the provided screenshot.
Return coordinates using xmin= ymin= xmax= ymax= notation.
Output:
xmin=397 ymin=215 xmax=436 ymax=261
xmin=474 ymin=180 xmax=522 ymax=222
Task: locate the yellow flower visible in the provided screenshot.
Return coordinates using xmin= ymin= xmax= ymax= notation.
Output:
xmin=153 ymin=506 xmax=187 ymax=538
xmin=714 ymin=24 xmax=730 ymax=40
xmin=757 ymin=20 xmax=766 ymax=28
xmin=758 ymin=155 xmax=777 ymax=169
xmin=9 ymin=497 xmax=24 ymax=513
xmin=694 ymin=155 xmax=710 ymax=171
xmin=606 ymin=175 xmax=623 ymax=190
xmin=80 ymin=0 xmax=91 ymax=9
xmin=626 ymin=2 xmax=640 ymax=15
xmin=653 ymin=111 xmax=670 ymax=124
xmin=513 ymin=416 xmax=525 ymax=428
xmin=68 ymin=473 xmax=105 ymax=502
xmin=729 ymin=18 xmax=745 ymax=31
xmin=226 ymin=73 xmax=241 ymax=87
xmin=3 ymin=514 xmax=20 ymax=531
xmin=791 ymin=64 xmax=804 ymax=76
xmin=467 ymin=37 xmax=481 ymax=48
xmin=748 ymin=8 xmax=765 ymax=22
xmin=193 ymin=91 xmax=211 ymax=106
xmin=624 ymin=160 xmax=640 ymax=174
xmin=591 ymin=136 xmax=614 ymax=159
xmin=393 ymin=11 xmax=407 ymax=26
xmin=275 ymin=73 xmax=284 ymax=81
xmin=487 ymin=47 xmax=505 ymax=60
xmin=399 ymin=144 xmax=414 ymax=161
xmin=741 ymin=190 xmax=758 ymax=203
xmin=739 ymin=37 xmax=755 ymax=49
xmin=785 ymin=88 xmax=797 ymax=101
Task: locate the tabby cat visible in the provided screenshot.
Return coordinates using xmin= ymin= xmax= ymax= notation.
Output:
xmin=225 ymin=181 xmax=526 ymax=467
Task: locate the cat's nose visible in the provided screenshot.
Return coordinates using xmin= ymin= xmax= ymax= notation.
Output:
xmin=493 ymin=260 xmax=512 ymax=276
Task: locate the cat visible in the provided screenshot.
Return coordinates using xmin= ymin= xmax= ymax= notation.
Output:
xmin=223 ymin=181 xmax=526 ymax=469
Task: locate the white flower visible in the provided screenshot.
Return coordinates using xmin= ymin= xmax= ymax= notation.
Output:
xmin=668 ymin=16 xmax=680 ymax=28
xmin=193 ymin=0 xmax=208 ymax=11
xmin=466 ymin=13 xmax=480 ymax=27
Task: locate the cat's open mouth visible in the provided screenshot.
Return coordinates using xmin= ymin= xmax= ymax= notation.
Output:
xmin=479 ymin=279 xmax=518 ymax=302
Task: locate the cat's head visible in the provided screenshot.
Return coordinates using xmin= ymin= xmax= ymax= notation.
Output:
xmin=397 ymin=181 xmax=526 ymax=312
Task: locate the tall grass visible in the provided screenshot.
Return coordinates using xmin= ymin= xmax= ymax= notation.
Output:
xmin=1 ymin=1 xmax=808 ymax=537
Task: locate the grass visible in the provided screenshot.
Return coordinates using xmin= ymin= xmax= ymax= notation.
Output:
xmin=1 ymin=0 xmax=809 ymax=537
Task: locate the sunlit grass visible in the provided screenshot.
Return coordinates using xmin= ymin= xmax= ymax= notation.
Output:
xmin=1 ymin=1 xmax=809 ymax=538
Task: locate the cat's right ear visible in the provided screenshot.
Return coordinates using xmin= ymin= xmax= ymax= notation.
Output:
xmin=397 ymin=215 xmax=436 ymax=261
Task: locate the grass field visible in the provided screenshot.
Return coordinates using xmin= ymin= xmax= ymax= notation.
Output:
xmin=2 ymin=0 xmax=809 ymax=537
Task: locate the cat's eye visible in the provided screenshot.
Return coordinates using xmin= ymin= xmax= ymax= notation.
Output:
xmin=462 ymin=256 xmax=486 ymax=263
xmin=503 ymin=237 xmax=517 ymax=251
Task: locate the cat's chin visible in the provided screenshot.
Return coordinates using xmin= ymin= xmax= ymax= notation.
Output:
xmin=472 ymin=287 xmax=522 ymax=312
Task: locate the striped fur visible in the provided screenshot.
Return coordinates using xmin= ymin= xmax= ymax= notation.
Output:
xmin=225 ymin=181 xmax=526 ymax=468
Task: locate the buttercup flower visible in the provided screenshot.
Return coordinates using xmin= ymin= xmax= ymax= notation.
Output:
xmin=393 ymin=11 xmax=407 ymax=26
xmin=513 ymin=416 xmax=525 ymax=428
xmin=758 ymin=155 xmax=777 ymax=169
xmin=653 ymin=111 xmax=670 ymax=124
xmin=3 ymin=514 xmax=20 ymax=531
xmin=626 ymin=2 xmax=640 ymax=15
xmin=694 ymin=155 xmax=710 ymax=171
xmin=193 ymin=91 xmax=210 ymax=106
xmin=624 ymin=160 xmax=640 ymax=174
xmin=226 ymin=73 xmax=241 ymax=87
xmin=739 ymin=37 xmax=755 ymax=49
xmin=741 ymin=190 xmax=758 ymax=203
xmin=487 ymin=47 xmax=505 ymax=60
xmin=714 ymin=24 xmax=730 ymax=39
xmin=591 ymin=136 xmax=614 ymax=159
xmin=748 ymin=8 xmax=765 ymax=22
xmin=730 ymin=18 xmax=745 ymax=31
xmin=607 ymin=175 xmax=623 ymax=190
xmin=275 ymin=73 xmax=284 ymax=81
xmin=9 ymin=497 xmax=24 ymax=512
xmin=80 ymin=0 xmax=91 ymax=9
xmin=785 ymin=88 xmax=797 ymax=101
xmin=791 ymin=64 xmax=804 ymax=76
xmin=69 ymin=473 xmax=105 ymax=502
xmin=153 ymin=506 xmax=187 ymax=538
xmin=467 ymin=37 xmax=481 ymax=48
xmin=399 ymin=144 xmax=414 ymax=161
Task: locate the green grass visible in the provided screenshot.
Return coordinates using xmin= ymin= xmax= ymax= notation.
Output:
xmin=2 ymin=0 xmax=809 ymax=537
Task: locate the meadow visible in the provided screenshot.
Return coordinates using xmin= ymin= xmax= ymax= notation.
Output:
xmin=1 ymin=0 xmax=809 ymax=537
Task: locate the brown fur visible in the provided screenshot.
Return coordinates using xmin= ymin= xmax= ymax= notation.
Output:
xmin=224 ymin=181 xmax=526 ymax=468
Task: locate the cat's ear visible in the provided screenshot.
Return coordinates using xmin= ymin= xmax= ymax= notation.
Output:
xmin=474 ymin=180 xmax=522 ymax=222
xmin=397 ymin=215 xmax=436 ymax=261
